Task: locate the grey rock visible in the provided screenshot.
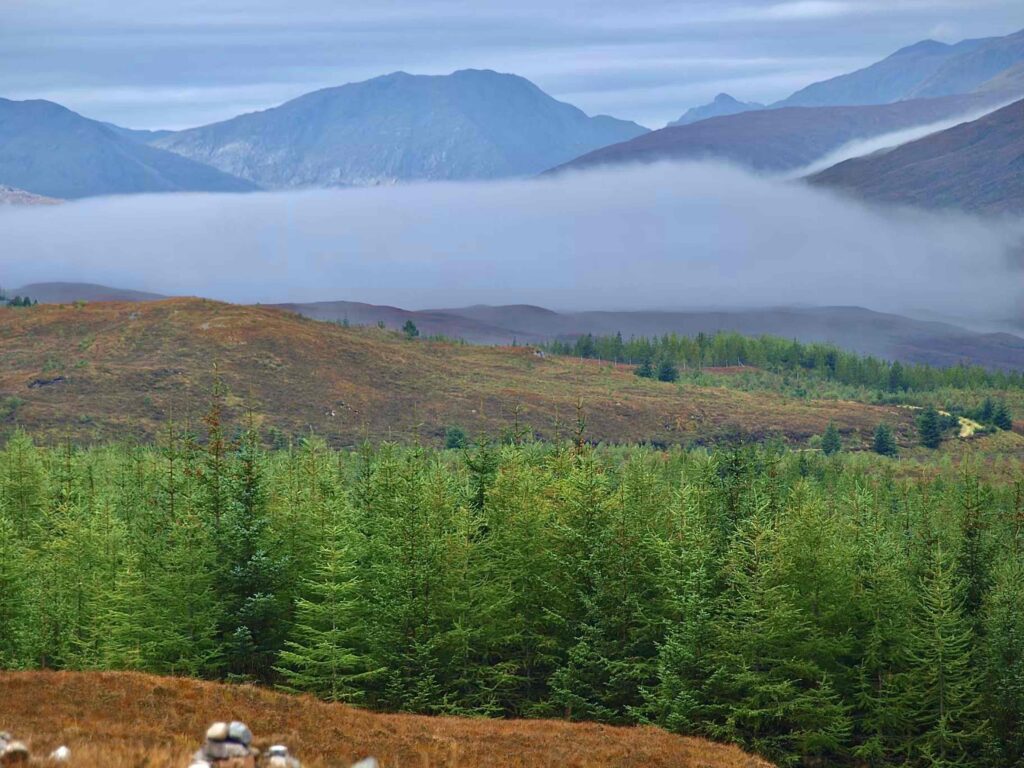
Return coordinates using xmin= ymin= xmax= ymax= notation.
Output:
xmin=227 ymin=721 xmax=252 ymax=746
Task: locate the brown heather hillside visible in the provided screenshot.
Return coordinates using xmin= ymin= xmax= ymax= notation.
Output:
xmin=0 ymin=298 xmax=917 ymax=446
xmin=0 ymin=671 xmax=772 ymax=768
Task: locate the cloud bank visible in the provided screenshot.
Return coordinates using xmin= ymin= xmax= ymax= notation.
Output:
xmin=2 ymin=162 xmax=1022 ymax=325
xmin=2 ymin=0 xmax=1022 ymax=128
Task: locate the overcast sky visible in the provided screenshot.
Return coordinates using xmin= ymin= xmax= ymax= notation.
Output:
xmin=1 ymin=1 xmax=1022 ymax=128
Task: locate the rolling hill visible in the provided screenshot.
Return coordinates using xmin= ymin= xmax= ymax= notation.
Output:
xmin=0 ymin=298 xmax=918 ymax=446
xmin=12 ymin=283 xmax=1024 ymax=371
xmin=12 ymin=282 xmax=166 ymax=304
xmin=547 ymin=91 xmax=1014 ymax=174
xmin=148 ymin=70 xmax=648 ymax=188
xmin=0 ymin=671 xmax=771 ymax=768
xmin=0 ymin=99 xmax=257 ymax=199
xmin=810 ymin=98 xmax=1024 ymax=214
xmin=774 ymin=28 xmax=1024 ymax=107
xmin=281 ymin=301 xmax=1024 ymax=373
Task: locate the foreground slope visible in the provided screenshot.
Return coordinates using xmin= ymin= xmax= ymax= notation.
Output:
xmin=810 ymin=98 xmax=1024 ymax=214
xmin=151 ymin=70 xmax=648 ymax=187
xmin=0 ymin=299 xmax=914 ymax=445
xmin=0 ymin=671 xmax=771 ymax=768
xmin=0 ymin=99 xmax=257 ymax=199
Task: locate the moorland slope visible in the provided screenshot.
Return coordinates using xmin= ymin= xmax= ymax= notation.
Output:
xmin=0 ymin=298 xmax=916 ymax=446
xmin=0 ymin=671 xmax=771 ymax=768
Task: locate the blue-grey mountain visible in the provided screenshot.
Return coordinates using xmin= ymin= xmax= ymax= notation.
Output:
xmin=809 ymin=98 xmax=1024 ymax=214
xmin=550 ymin=91 xmax=1014 ymax=175
xmin=0 ymin=99 xmax=257 ymax=199
xmin=149 ymin=69 xmax=648 ymax=188
xmin=775 ymin=28 xmax=1024 ymax=107
xmin=668 ymin=93 xmax=764 ymax=127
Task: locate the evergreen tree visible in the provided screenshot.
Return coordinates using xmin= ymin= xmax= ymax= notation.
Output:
xmin=0 ymin=514 xmax=31 ymax=667
xmin=219 ymin=429 xmax=289 ymax=681
xmin=656 ymin=359 xmax=679 ymax=383
xmin=444 ymin=426 xmax=468 ymax=449
xmin=634 ymin=359 xmax=654 ymax=379
xmin=402 ymin=320 xmax=419 ymax=339
xmin=993 ymin=402 xmax=1013 ymax=431
xmin=277 ymin=517 xmax=374 ymax=701
xmin=899 ymin=546 xmax=986 ymax=767
xmin=983 ymin=555 xmax=1024 ymax=766
xmin=873 ymin=424 xmax=898 ymax=457
xmin=821 ymin=422 xmax=842 ymax=456
xmin=918 ymin=407 xmax=944 ymax=450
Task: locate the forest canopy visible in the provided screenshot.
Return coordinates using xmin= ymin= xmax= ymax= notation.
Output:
xmin=1 ymin=426 xmax=1022 ymax=768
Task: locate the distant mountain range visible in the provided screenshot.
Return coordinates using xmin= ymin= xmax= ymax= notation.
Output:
xmin=15 ymin=282 xmax=1024 ymax=371
xmin=550 ymin=91 xmax=1014 ymax=174
xmin=147 ymin=70 xmax=648 ymax=188
xmin=776 ymin=29 xmax=1024 ymax=107
xmin=0 ymin=99 xmax=258 ymax=199
xmin=810 ymin=98 xmax=1024 ymax=214
xmin=668 ymin=94 xmax=764 ymax=127
xmin=1 ymin=28 xmax=1022 ymax=209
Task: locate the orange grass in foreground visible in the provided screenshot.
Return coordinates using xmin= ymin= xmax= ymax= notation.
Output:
xmin=0 ymin=671 xmax=772 ymax=768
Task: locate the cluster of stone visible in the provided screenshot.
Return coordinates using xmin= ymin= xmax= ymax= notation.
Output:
xmin=189 ymin=722 xmax=260 ymax=768
xmin=0 ymin=733 xmax=29 ymax=766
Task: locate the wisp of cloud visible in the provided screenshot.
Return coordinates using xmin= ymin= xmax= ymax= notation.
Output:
xmin=2 ymin=162 xmax=1022 ymax=325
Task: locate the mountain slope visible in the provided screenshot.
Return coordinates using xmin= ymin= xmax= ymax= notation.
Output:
xmin=669 ymin=93 xmax=764 ymax=126
xmin=0 ymin=298 xmax=916 ymax=446
xmin=549 ymin=92 xmax=1011 ymax=174
xmin=0 ymin=671 xmax=772 ymax=768
xmin=150 ymin=70 xmax=648 ymax=187
xmin=15 ymin=282 xmax=166 ymax=303
xmin=0 ymin=99 xmax=258 ymax=199
xmin=0 ymin=184 xmax=60 ymax=206
xmin=809 ymin=98 xmax=1024 ymax=214
xmin=774 ymin=29 xmax=1024 ymax=108
xmin=909 ymin=29 xmax=1024 ymax=99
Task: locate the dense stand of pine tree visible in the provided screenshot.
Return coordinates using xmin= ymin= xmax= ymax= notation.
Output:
xmin=545 ymin=331 xmax=1024 ymax=395
xmin=1 ymin=426 xmax=1023 ymax=768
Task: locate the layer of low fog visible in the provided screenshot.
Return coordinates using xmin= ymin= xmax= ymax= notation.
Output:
xmin=2 ymin=162 xmax=1022 ymax=326
xmin=794 ymin=99 xmax=1021 ymax=178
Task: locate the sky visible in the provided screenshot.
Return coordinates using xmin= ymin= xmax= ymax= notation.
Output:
xmin=3 ymin=162 xmax=1022 ymax=327
xmin=1 ymin=0 xmax=1022 ymax=129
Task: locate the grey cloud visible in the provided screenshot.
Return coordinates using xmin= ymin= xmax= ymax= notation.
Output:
xmin=1 ymin=0 xmax=1021 ymax=128
xmin=2 ymin=163 xmax=1021 ymax=326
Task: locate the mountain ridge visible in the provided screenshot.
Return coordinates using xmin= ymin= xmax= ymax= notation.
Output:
xmin=0 ymin=98 xmax=258 ymax=199
xmin=148 ymin=69 xmax=649 ymax=188
xmin=809 ymin=98 xmax=1024 ymax=214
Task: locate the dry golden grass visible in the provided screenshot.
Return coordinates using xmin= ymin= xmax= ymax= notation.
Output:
xmin=0 ymin=671 xmax=771 ymax=768
xmin=0 ymin=298 xmax=915 ymax=447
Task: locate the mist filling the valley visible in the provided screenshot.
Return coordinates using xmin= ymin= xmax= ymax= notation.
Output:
xmin=2 ymin=161 xmax=1022 ymax=326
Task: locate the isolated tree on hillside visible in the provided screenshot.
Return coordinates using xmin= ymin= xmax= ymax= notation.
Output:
xmin=656 ymin=359 xmax=679 ymax=383
xmin=444 ymin=426 xmax=467 ymax=450
xmin=872 ymin=424 xmax=898 ymax=457
xmin=821 ymin=422 xmax=842 ymax=456
xmin=918 ymin=407 xmax=943 ymax=450
xmin=993 ymin=402 xmax=1013 ymax=431
xmin=634 ymin=359 xmax=654 ymax=379
xmin=402 ymin=320 xmax=419 ymax=339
